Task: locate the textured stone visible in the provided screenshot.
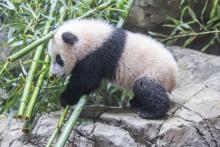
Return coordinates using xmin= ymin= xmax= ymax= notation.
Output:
xmin=127 ymin=6 xmax=146 ymax=26
xmin=125 ymin=0 xmax=180 ymax=32
xmin=0 ymin=33 xmax=9 ymax=61
xmin=0 ymin=88 xmax=9 ymax=99
xmin=150 ymin=14 xmax=165 ymax=24
xmin=1 ymin=47 xmax=220 ymax=147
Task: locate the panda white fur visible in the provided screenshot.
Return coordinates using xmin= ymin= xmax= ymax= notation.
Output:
xmin=48 ymin=19 xmax=178 ymax=119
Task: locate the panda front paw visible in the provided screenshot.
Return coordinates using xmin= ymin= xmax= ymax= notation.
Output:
xmin=60 ymin=92 xmax=70 ymax=107
xmin=60 ymin=91 xmax=78 ymax=107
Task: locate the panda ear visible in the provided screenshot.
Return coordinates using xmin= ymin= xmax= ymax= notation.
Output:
xmin=62 ymin=32 xmax=78 ymax=45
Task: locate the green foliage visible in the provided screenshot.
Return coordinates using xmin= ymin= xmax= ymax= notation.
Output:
xmin=151 ymin=0 xmax=220 ymax=52
xmin=0 ymin=0 xmax=131 ymax=115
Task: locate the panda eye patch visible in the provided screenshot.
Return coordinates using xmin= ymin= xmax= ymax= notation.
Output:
xmin=56 ymin=54 xmax=64 ymax=67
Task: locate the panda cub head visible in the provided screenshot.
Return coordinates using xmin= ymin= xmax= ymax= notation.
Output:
xmin=48 ymin=19 xmax=113 ymax=78
xmin=48 ymin=31 xmax=78 ymax=77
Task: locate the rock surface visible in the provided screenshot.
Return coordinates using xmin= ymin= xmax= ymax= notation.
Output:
xmin=1 ymin=47 xmax=220 ymax=147
xmin=125 ymin=0 xmax=180 ymax=32
xmin=0 ymin=33 xmax=9 ymax=61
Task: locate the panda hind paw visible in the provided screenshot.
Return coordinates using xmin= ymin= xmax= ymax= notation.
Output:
xmin=137 ymin=109 xmax=168 ymax=120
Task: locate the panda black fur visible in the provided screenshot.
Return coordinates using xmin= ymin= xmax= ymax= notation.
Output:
xmin=48 ymin=19 xmax=178 ymax=119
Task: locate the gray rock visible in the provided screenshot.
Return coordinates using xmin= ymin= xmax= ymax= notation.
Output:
xmin=1 ymin=47 xmax=220 ymax=147
xmin=0 ymin=88 xmax=9 ymax=100
xmin=150 ymin=15 xmax=165 ymax=24
xmin=125 ymin=0 xmax=180 ymax=32
xmin=0 ymin=33 xmax=9 ymax=61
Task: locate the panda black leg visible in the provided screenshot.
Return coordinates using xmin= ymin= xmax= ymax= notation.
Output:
xmin=133 ymin=77 xmax=170 ymax=119
xmin=129 ymin=97 xmax=140 ymax=108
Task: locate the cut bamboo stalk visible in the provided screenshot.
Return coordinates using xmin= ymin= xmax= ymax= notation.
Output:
xmin=55 ymin=96 xmax=86 ymax=147
xmin=17 ymin=0 xmax=59 ymax=118
xmin=24 ymin=55 xmax=50 ymax=119
xmin=46 ymin=106 xmax=70 ymax=147
xmin=22 ymin=90 xmax=45 ymax=134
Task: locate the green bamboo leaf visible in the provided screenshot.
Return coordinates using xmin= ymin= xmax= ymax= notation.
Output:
xmin=163 ymin=24 xmax=177 ymax=28
xmin=148 ymin=31 xmax=168 ymax=38
xmin=207 ymin=16 xmax=220 ymax=28
xmin=166 ymin=37 xmax=178 ymax=45
xmin=217 ymin=5 xmax=220 ymax=16
xmin=183 ymin=36 xmax=196 ymax=47
xmin=180 ymin=6 xmax=188 ymax=22
xmin=180 ymin=0 xmax=186 ymax=8
xmin=210 ymin=0 xmax=218 ymax=19
xmin=20 ymin=3 xmax=37 ymax=19
xmin=200 ymin=0 xmax=208 ymax=23
xmin=201 ymin=37 xmax=215 ymax=52
xmin=187 ymin=6 xmax=198 ymax=22
xmin=107 ymin=83 xmax=112 ymax=91
xmin=180 ymin=23 xmax=191 ymax=29
xmin=165 ymin=16 xmax=180 ymax=25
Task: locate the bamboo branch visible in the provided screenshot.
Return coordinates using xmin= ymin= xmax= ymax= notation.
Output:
xmin=0 ymin=61 xmax=8 ymax=75
xmin=161 ymin=30 xmax=220 ymax=42
xmin=17 ymin=0 xmax=59 ymax=118
xmin=7 ymin=32 xmax=54 ymax=62
xmin=24 ymin=55 xmax=50 ymax=119
xmin=22 ymin=89 xmax=45 ymax=134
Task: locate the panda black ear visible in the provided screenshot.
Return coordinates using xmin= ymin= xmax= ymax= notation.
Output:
xmin=62 ymin=32 xmax=78 ymax=45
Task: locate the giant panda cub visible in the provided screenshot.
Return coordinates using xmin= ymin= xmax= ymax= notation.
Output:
xmin=48 ymin=19 xmax=178 ymax=119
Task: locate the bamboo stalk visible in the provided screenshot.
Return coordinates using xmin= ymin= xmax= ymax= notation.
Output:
xmin=161 ymin=30 xmax=220 ymax=42
xmin=22 ymin=114 xmax=40 ymax=134
xmin=55 ymin=96 xmax=87 ymax=147
xmin=22 ymin=90 xmax=45 ymax=134
xmin=0 ymin=61 xmax=8 ymax=75
xmin=24 ymin=55 xmax=50 ymax=119
xmin=46 ymin=106 xmax=70 ymax=147
xmin=17 ymin=0 xmax=59 ymax=118
xmin=7 ymin=32 xmax=54 ymax=62
xmin=116 ymin=0 xmax=135 ymax=28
